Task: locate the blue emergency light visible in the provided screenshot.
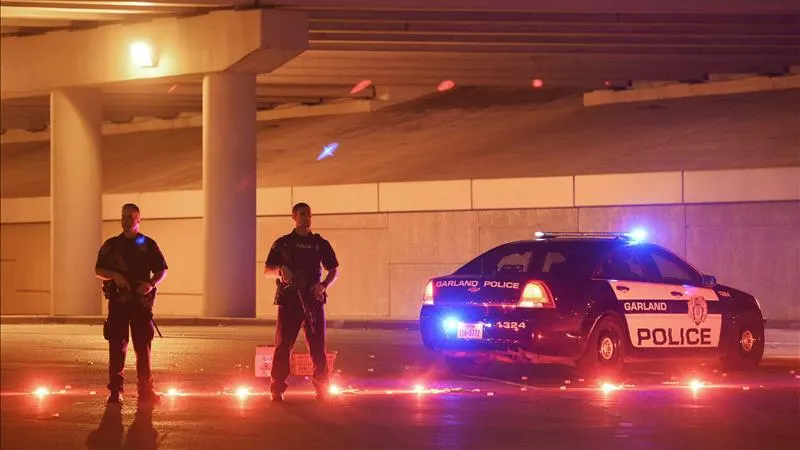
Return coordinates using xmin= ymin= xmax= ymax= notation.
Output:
xmin=626 ymin=227 xmax=648 ymax=243
xmin=442 ymin=316 xmax=460 ymax=333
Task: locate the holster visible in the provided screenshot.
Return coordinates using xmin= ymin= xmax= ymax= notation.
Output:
xmin=274 ymin=279 xmax=292 ymax=306
xmin=101 ymin=280 xmax=118 ymax=341
xmin=100 ymin=280 xmax=157 ymax=340
xmin=101 ymin=280 xmax=119 ymax=301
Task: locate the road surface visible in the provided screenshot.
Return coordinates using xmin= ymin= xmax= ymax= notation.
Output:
xmin=1 ymin=324 xmax=798 ymax=450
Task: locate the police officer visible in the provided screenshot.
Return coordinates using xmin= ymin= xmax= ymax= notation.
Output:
xmin=95 ymin=203 xmax=168 ymax=404
xmin=264 ymin=202 xmax=339 ymax=401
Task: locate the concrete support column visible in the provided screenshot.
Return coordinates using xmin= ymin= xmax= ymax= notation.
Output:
xmin=202 ymin=72 xmax=257 ymax=317
xmin=50 ymin=88 xmax=103 ymax=315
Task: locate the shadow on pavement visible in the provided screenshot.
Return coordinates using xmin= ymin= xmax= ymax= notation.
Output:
xmin=86 ymin=403 xmax=158 ymax=450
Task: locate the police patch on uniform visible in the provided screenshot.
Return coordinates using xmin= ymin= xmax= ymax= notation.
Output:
xmin=688 ymin=296 xmax=709 ymax=326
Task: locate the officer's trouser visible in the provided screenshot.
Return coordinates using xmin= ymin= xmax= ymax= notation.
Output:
xmin=270 ymin=298 xmax=328 ymax=394
xmin=104 ymin=299 xmax=155 ymax=394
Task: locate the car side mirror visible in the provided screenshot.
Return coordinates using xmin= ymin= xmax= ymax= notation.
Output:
xmin=701 ymin=275 xmax=717 ymax=288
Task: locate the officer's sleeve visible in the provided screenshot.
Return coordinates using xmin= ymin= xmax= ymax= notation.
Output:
xmin=265 ymin=239 xmax=285 ymax=268
xmin=148 ymin=239 xmax=169 ymax=272
xmin=320 ymin=239 xmax=340 ymax=270
xmin=95 ymin=239 xmax=114 ymax=271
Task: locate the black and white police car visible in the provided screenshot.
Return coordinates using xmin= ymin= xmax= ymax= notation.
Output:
xmin=419 ymin=230 xmax=766 ymax=378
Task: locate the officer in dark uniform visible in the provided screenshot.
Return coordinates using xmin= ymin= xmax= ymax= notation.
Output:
xmin=95 ymin=203 xmax=168 ymax=404
xmin=264 ymin=202 xmax=340 ymax=401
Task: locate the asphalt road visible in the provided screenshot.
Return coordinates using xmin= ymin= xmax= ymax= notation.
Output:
xmin=1 ymin=324 xmax=798 ymax=450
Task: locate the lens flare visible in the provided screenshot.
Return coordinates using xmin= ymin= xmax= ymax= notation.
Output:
xmin=601 ymin=382 xmax=619 ymax=393
xmin=236 ymin=386 xmax=250 ymax=399
xmin=689 ymin=380 xmax=704 ymax=392
xmin=442 ymin=317 xmax=459 ymax=332
xmin=317 ymin=142 xmax=339 ymax=161
xmin=33 ymin=387 xmax=50 ymax=398
xmin=627 ymin=227 xmax=648 ymax=243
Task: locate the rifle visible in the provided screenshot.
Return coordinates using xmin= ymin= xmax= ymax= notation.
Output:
xmin=276 ymin=247 xmax=324 ymax=335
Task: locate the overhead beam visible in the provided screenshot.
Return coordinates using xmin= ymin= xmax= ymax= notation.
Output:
xmin=0 ymin=8 xmax=309 ymax=99
xmin=271 ymin=0 xmax=800 ymax=14
xmin=0 ymin=17 xmax=74 ymax=27
xmin=100 ymin=82 xmax=370 ymax=97
xmin=0 ymin=99 xmax=376 ymax=143
xmin=0 ymin=5 xmax=153 ymax=21
xmin=6 ymin=0 xmax=798 ymax=13
xmin=308 ymin=23 xmax=800 ymax=40
xmin=1 ymin=0 xmax=253 ymax=8
xmin=260 ymin=49 xmax=795 ymax=85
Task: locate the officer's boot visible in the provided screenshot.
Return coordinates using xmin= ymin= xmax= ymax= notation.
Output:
xmin=107 ymin=391 xmax=122 ymax=404
xmin=313 ymin=379 xmax=330 ymax=401
xmin=137 ymin=388 xmax=160 ymax=404
xmin=269 ymin=377 xmax=287 ymax=402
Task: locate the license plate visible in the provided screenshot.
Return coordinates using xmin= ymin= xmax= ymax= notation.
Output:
xmin=457 ymin=323 xmax=483 ymax=340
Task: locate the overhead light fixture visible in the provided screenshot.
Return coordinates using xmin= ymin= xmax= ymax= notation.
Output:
xmin=350 ymin=80 xmax=372 ymax=94
xmin=437 ymin=80 xmax=455 ymax=91
xmin=130 ymin=41 xmax=158 ymax=68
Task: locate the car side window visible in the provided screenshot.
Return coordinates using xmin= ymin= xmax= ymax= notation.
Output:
xmin=595 ymin=247 xmax=652 ymax=282
xmin=542 ymin=251 xmax=567 ymax=272
xmin=649 ymin=249 xmax=701 ymax=286
xmin=495 ymin=247 xmax=534 ymax=275
xmin=456 ymin=244 xmax=533 ymax=276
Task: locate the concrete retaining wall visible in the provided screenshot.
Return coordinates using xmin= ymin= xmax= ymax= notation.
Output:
xmin=1 ymin=168 xmax=798 ymax=321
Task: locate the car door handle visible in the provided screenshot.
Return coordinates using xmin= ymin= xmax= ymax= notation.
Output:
xmin=670 ymin=291 xmax=683 ymax=297
xmin=616 ymin=285 xmax=630 ymax=292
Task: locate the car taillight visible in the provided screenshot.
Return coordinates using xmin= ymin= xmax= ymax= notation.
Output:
xmin=422 ymin=281 xmax=434 ymax=305
xmin=518 ymin=281 xmax=554 ymax=308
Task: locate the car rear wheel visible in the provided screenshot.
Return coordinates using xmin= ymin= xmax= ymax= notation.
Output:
xmin=721 ymin=317 xmax=764 ymax=371
xmin=577 ymin=315 xmax=627 ymax=380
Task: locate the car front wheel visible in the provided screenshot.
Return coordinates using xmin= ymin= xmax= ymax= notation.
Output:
xmin=721 ymin=317 xmax=765 ymax=371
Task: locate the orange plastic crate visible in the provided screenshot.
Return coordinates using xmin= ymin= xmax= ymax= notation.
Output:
xmin=290 ymin=352 xmax=337 ymax=376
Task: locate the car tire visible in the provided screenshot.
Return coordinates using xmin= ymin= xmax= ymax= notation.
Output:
xmin=720 ymin=317 xmax=765 ymax=371
xmin=577 ymin=315 xmax=627 ymax=380
xmin=445 ymin=356 xmax=488 ymax=377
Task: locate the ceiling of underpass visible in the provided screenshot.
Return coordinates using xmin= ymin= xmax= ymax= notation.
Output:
xmin=1 ymin=0 xmax=799 ymax=132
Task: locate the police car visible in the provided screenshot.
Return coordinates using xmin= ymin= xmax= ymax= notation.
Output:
xmin=419 ymin=230 xmax=766 ymax=378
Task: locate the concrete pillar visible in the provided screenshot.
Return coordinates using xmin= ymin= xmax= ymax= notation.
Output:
xmin=202 ymin=72 xmax=257 ymax=317
xmin=50 ymin=88 xmax=103 ymax=315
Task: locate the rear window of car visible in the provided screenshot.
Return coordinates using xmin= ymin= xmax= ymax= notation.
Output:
xmin=454 ymin=240 xmax=617 ymax=278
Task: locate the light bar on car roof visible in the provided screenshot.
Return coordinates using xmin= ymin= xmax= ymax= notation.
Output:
xmin=534 ymin=229 xmax=648 ymax=242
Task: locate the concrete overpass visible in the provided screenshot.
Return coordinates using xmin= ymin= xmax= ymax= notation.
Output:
xmin=1 ymin=0 xmax=799 ymax=322
xmin=3 ymin=0 xmax=800 ymax=130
